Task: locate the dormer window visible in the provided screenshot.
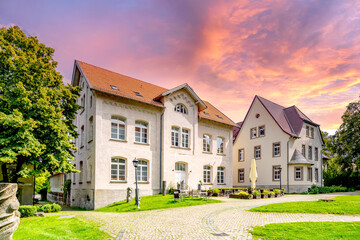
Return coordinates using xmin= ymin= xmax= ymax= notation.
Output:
xmin=216 ymin=114 xmax=223 ymax=119
xmin=134 ymin=91 xmax=143 ymax=97
xmin=110 ymin=85 xmax=119 ymax=91
xmin=174 ymin=104 xmax=187 ymax=114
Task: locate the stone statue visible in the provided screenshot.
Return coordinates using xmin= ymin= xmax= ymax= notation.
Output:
xmin=0 ymin=183 xmax=20 ymax=240
xmin=126 ymin=187 xmax=133 ymax=203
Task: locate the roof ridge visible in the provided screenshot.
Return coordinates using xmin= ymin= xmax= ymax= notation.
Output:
xmin=256 ymin=95 xmax=286 ymax=109
xmin=76 ymin=60 xmax=169 ymax=92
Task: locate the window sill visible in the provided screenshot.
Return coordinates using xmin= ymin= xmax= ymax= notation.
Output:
xmin=79 ymin=182 xmax=83 ymax=184
xmin=238 ymin=160 xmax=245 ymax=162
xmin=134 ymin=142 xmax=150 ymax=146
xmin=295 ymin=179 xmax=303 ymax=181
xmin=86 ymin=181 xmax=91 ymax=183
xmin=171 ymin=146 xmax=191 ymax=150
xmin=203 ymin=183 xmax=213 ymax=185
xmin=88 ymin=139 xmax=93 ymax=144
xmin=255 ymin=158 xmax=261 ymax=160
xmin=238 ymin=181 xmax=244 ymax=183
xmin=110 ymin=181 xmax=127 ymax=183
xmin=272 ymin=179 xmax=280 ymax=181
xmin=217 ymin=183 xmax=226 ymax=185
xmin=202 ymin=151 xmax=213 ymax=155
xmin=134 ymin=181 xmax=150 ymax=184
xmin=273 ymin=155 xmax=281 ymax=158
xmin=109 ymin=138 xmax=127 ymax=143
xmin=216 ymin=153 xmax=226 ymax=156
xmin=80 ymin=146 xmax=84 ymax=149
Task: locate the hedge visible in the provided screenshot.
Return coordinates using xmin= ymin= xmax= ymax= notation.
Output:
xmin=308 ymin=185 xmax=355 ymax=194
xmin=19 ymin=203 xmax=61 ymax=218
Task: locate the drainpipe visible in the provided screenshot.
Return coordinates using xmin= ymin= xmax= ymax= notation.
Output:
xmin=159 ymin=109 xmax=165 ymax=194
xmin=287 ymin=139 xmax=290 ymax=193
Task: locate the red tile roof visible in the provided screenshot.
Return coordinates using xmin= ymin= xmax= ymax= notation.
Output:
xmin=75 ymin=60 xmax=236 ymax=127
xmin=232 ymin=122 xmax=243 ymax=142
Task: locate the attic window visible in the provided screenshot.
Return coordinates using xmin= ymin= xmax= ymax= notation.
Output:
xmin=134 ymin=91 xmax=143 ymax=97
xmin=216 ymin=114 xmax=223 ymax=119
xmin=203 ymin=111 xmax=209 ymax=116
xmin=110 ymin=85 xmax=119 ymax=91
xmin=256 ymin=114 xmax=260 ymax=118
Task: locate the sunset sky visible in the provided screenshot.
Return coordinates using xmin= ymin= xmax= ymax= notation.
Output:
xmin=1 ymin=0 xmax=359 ymax=134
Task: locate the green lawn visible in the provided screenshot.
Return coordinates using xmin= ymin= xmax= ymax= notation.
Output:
xmin=14 ymin=215 xmax=112 ymax=240
xmin=95 ymin=194 xmax=222 ymax=212
xmin=251 ymin=222 xmax=360 ymax=240
xmin=249 ymin=194 xmax=360 ymax=215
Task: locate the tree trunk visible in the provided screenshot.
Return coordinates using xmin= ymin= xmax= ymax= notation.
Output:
xmin=11 ymin=158 xmax=25 ymax=183
xmin=1 ymin=164 xmax=9 ymax=183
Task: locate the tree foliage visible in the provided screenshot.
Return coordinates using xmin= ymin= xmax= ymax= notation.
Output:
xmin=0 ymin=26 xmax=80 ymax=183
xmin=324 ymin=96 xmax=360 ymax=187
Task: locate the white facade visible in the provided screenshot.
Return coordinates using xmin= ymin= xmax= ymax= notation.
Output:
xmin=71 ymin=67 xmax=234 ymax=209
xmin=233 ymin=97 xmax=323 ymax=193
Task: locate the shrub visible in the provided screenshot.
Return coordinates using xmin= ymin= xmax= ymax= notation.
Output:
xmin=19 ymin=206 xmax=37 ymax=218
xmin=253 ymin=190 xmax=261 ymax=195
xmin=308 ymin=185 xmax=354 ymax=194
xmin=274 ymin=189 xmax=281 ymax=195
xmin=51 ymin=203 xmax=62 ymax=212
xmin=236 ymin=191 xmax=249 ymax=197
xmin=262 ymin=190 xmax=270 ymax=195
xmin=269 ymin=191 xmax=275 ymax=196
xmin=37 ymin=203 xmax=61 ymax=213
xmin=212 ymin=188 xmax=220 ymax=194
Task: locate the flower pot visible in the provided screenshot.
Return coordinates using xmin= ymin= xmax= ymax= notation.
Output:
xmin=253 ymin=195 xmax=260 ymax=199
xmin=0 ymin=183 xmax=20 ymax=240
xmin=261 ymin=194 xmax=268 ymax=199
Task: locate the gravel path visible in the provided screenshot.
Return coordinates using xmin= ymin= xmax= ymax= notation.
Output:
xmin=67 ymin=192 xmax=360 ymax=239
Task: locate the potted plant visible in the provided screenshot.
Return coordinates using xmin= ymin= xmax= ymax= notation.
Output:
xmin=247 ymin=187 xmax=252 ymax=194
xmin=212 ymin=188 xmax=220 ymax=196
xmin=274 ymin=189 xmax=281 ymax=197
xmin=207 ymin=189 xmax=213 ymax=196
xmin=269 ymin=191 xmax=275 ymax=198
xmin=261 ymin=190 xmax=269 ymax=198
xmin=253 ymin=190 xmax=261 ymax=199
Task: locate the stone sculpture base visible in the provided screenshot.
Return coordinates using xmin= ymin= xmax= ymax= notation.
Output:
xmin=0 ymin=183 xmax=20 ymax=240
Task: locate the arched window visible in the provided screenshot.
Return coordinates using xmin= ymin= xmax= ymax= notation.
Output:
xmin=111 ymin=158 xmax=126 ymax=181
xmin=203 ymin=134 xmax=211 ymax=152
xmin=217 ymin=167 xmax=225 ymax=184
xmin=175 ymin=162 xmax=186 ymax=171
xmin=111 ymin=116 xmax=126 ymax=140
xmin=135 ymin=121 xmax=148 ymax=143
xmin=203 ymin=166 xmax=211 ymax=184
xmin=174 ymin=104 xmax=188 ymax=114
xmin=137 ymin=160 xmax=148 ymax=182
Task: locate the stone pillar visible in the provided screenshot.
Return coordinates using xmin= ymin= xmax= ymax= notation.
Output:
xmin=0 ymin=183 xmax=20 ymax=240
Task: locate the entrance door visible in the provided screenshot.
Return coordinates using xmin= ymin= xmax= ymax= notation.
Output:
xmin=175 ymin=162 xmax=186 ymax=189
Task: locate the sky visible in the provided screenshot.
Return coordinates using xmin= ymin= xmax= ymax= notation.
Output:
xmin=1 ymin=0 xmax=359 ymax=134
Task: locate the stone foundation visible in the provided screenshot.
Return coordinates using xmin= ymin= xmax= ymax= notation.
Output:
xmin=70 ymin=189 xmax=94 ymax=210
xmin=48 ymin=192 xmax=64 ymax=205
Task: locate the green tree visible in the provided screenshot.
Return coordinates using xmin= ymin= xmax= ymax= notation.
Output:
xmin=0 ymin=26 xmax=79 ymax=183
xmin=326 ymin=96 xmax=360 ymax=187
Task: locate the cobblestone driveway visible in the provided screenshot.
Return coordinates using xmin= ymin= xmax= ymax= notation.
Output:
xmin=73 ymin=192 xmax=360 ymax=239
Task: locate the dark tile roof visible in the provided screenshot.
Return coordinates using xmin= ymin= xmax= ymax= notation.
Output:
xmin=289 ymin=149 xmax=313 ymax=165
xmin=233 ymin=122 xmax=243 ymax=142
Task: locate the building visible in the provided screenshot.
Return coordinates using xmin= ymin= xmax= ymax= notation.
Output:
xmin=233 ymin=96 xmax=324 ymax=193
xmin=71 ymin=60 xmax=236 ymax=209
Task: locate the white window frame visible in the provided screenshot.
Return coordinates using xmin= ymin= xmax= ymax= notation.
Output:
xmin=137 ymin=160 xmax=148 ymax=182
xmin=254 ymin=146 xmax=261 ymax=159
xmin=250 ymin=128 xmax=257 ymax=139
xmin=295 ymin=167 xmax=302 ymax=180
xmin=217 ymin=167 xmax=225 ymax=184
xmin=135 ymin=121 xmax=148 ymax=144
xmin=238 ymin=149 xmax=244 ymax=161
xmin=217 ymin=137 xmax=224 ymax=154
xmin=181 ymin=129 xmax=189 ymax=148
xmin=111 ymin=158 xmax=126 ymax=181
xmin=175 ymin=162 xmax=186 ymax=171
xmin=273 ymin=142 xmax=280 ymax=157
xmin=258 ymin=125 xmax=265 ymax=137
xmin=171 ymin=127 xmax=180 ymax=147
xmin=174 ymin=104 xmax=188 ymax=114
xmin=203 ymin=134 xmax=211 ymax=152
xmin=111 ymin=116 xmax=126 ymax=141
xmin=203 ymin=166 xmax=211 ymax=184
xmin=273 ymin=166 xmax=281 ymax=181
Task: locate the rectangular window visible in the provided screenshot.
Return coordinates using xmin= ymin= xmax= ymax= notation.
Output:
xmin=217 ymin=137 xmax=224 ymax=154
xmin=203 ymin=134 xmax=211 ymax=152
xmin=181 ymin=129 xmax=189 ymax=148
xmin=203 ymin=166 xmax=211 ymax=184
xmin=171 ymin=127 xmax=179 ymax=147
xmin=308 ymin=146 xmax=312 ymax=160
xmin=217 ymin=167 xmax=225 ymax=184
xmin=136 ymin=160 xmax=148 ymax=182
xmin=238 ymin=169 xmax=244 ymax=182
xmin=295 ymin=167 xmax=302 ymax=180
xmin=135 ymin=121 xmax=148 ymax=144
xmin=254 ymin=146 xmax=261 ymax=159
xmin=306 ymin=126 xmax=310 ymax=137
xmin=111 ymin=158 xmax=126 ymax=181
xmin=89 ymin=117 xmax=93 ymax=142
xmin=79 ymin=161 xmax=83 ymax=183
xmin=311 ymin=127 xmax=314 ymax=138
xmin=315 ymin=147 xmax=318 ymax=161
xmin=315 ymin=168 xmax=319 ymax=182
xmin=111 ymin=117 xmax=126 ymax=140
xmin=80 ymin=126 xmax=85 ymax=147
xmin=273 ymin=166 xmax=281 ymax=181
xmin=238 ymin=149 xmax=244 ymax=161
xmin=302 ymin=144 xmax=306 ymax=157
xmin=87 ymin=164 xmax=92 ymax=182
xmin=307 ymin=167 xmax=312 ymax=182
xmin=259 ymin=125 xmax=265 ymax=137
xmin=250 ymin=128 xmax=257 ymax=139
xmin=273 ymin=142 xmax=281 ymax=157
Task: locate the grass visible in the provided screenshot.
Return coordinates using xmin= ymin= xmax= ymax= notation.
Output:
xmin=249 ymin=194 xmax=360 ymax=215
xmin=13 ymin=215 xmax=112 ymax=240
xmin=95 ymin=194 xmax=222 ymax=212
xmin=251 ymin=222 xmax=360 ymax=240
